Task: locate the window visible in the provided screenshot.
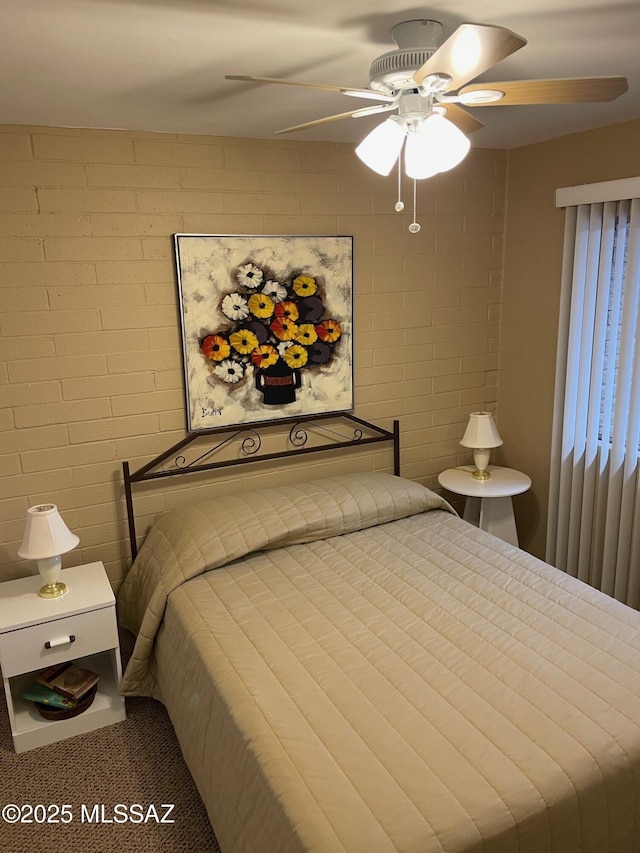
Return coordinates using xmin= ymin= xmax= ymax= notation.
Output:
xmin=599 ymin=206 xmax=635 ymax=448
xmin=547 ymin=180 xmax=640 ymax=606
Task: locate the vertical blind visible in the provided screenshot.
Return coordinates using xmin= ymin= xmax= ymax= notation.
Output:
xmin=547 ymin=184 xmax=640 ymax=607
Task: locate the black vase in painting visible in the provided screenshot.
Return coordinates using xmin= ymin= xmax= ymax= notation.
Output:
xmin=255 ymin=360 xmax=302 ymax=405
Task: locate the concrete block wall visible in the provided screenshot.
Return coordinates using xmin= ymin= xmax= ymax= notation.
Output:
xmin=0 ymin=125 xmax=506 ymax=589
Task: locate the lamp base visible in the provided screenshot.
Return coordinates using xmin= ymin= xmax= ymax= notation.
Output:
xmin=471 ymin=468 xmax=492 ymax=480
xmin=38 ymin=581 xmax=67 ymax=599
xmin=36 ymin=555 xmax=67 ymax=598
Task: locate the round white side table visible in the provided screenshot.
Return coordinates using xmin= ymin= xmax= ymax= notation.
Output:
xmin=437 ymin=465 xmax=531 ymax=547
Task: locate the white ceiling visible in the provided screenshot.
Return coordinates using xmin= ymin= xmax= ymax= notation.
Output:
xmin=1 ymin=0 xmax=639 ymax=150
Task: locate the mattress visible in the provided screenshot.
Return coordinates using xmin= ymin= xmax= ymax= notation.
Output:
xmin=118 ymin=472 xmax=640 ymax=852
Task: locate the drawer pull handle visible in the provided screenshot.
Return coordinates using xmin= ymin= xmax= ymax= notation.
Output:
xmin=44 ymin=634 xmax=76 ymax=650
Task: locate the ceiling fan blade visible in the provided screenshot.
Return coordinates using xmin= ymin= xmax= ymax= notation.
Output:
xmin=438 ymin=104 xmax=484 ymax=135
xmin=459 ymin=76 xmax=629 ymax=105
xmin=276 ymin=104 xmax=395 ymax=135
xmin=413 ymin=23 xmax=527 ymax=90
xmin=225 ymin=75 xmax=395 ymax=103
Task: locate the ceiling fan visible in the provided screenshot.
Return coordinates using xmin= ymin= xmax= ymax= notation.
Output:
xmin=226 ymin=18 xmax=627 ymax=139
xmin=226 ymin=18 xmax=628 ymax=229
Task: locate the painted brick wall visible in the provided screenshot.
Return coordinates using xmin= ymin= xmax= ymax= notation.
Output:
xmin=0 ymin=125 xmax=506 ymax=589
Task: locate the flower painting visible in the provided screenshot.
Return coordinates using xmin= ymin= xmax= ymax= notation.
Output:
xmin=174 ymin=235 xmax=353 ymax=432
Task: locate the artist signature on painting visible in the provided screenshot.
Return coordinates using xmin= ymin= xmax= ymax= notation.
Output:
xmin=201 ymin=405 xmax=223 ymax=418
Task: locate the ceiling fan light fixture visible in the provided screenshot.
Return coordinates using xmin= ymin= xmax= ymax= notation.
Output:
xmin=404 ymin=113 xmax=471 ymax=179
xmin=405 ymin=127 xmax=440 ymax=180
xmin=355 ymin=116 xmax=407 ymax=176
xmin=228 ymin=18 xmax=628 ymax=233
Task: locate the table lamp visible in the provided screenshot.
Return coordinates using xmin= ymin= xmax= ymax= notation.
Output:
xmin=460 ymin=412 xmax=503 ymax=481
xmin=18 ymin=504 xmax=79 ymax=598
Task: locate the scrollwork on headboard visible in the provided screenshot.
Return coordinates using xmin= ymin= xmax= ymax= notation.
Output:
xmin=174 ymin=428 xmax=262 ymax=469
xmin=122 ymin=413 xmax=399 ymax=562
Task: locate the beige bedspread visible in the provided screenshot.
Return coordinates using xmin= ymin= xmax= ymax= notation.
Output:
xmin=118 ymin=472 xmax=640 ymax=852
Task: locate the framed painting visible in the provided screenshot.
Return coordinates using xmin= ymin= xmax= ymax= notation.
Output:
xmin=174 ymin=234 xmax=354 ymax=432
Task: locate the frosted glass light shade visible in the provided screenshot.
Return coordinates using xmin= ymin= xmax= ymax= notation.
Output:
xmin=405 ymin=127 xmax=440 ymax=180
xmin=405 ymin=114 xmax=471 ymax=179
xmin=460 ymin=412 xmax=503 ymax=481
xmin=18 ymin=504 xmax=79 ymax=598
xmin=355 ymin=117 xmax=407 ymax=176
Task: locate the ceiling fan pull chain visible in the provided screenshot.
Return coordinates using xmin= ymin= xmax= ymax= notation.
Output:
xmin=409 ymin=178 xmax=421 ymax=233
xmin=394 ymin=149 xmax=404 ymax=212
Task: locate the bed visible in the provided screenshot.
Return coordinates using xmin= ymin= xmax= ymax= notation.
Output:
xmin=117 ymin=418 xmax=640 ymax=852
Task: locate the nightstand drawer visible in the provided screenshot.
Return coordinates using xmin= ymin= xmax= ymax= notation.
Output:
xmin=0 ymin=605 xmax=118 ymax=677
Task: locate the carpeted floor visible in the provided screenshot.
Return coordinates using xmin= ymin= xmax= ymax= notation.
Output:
xmin=0 ymin=632 xmax=221 ymax=853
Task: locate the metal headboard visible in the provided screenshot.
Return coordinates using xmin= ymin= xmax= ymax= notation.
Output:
xmin=122 ymin=413 xmax=400 ymax=561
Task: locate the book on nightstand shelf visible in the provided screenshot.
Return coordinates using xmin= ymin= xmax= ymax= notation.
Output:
xmin=35 ymin=661 xmax=100 ymax=701
xmin=22 ymin=682 xmax=78 ymax=710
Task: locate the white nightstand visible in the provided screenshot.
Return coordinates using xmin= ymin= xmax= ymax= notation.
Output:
xmin=438 ymin=465 xmax=531 ymax=547
xmin=0 ymin=561 xmax=126 ymax=753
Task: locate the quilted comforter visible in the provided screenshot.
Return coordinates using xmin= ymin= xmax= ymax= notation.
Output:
xmin=117 ymin=472 xmax=640 ymax=852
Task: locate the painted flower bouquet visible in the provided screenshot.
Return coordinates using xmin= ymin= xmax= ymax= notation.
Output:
xmin=200 ymin=262 xmax=342 ymax=405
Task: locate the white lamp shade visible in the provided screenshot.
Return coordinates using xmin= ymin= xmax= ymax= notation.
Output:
xmin=405 ymin=114 xmax=471 ymax=179
xmin=18 ymin=504 xmax=79 ymax=560
xmin=355 ymin=117 xmax=407 ymax=176
xmin=460 ymin=412 xmax=503 ymax=449
xmin=404 ymin=127 xmax=440 ymax=180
